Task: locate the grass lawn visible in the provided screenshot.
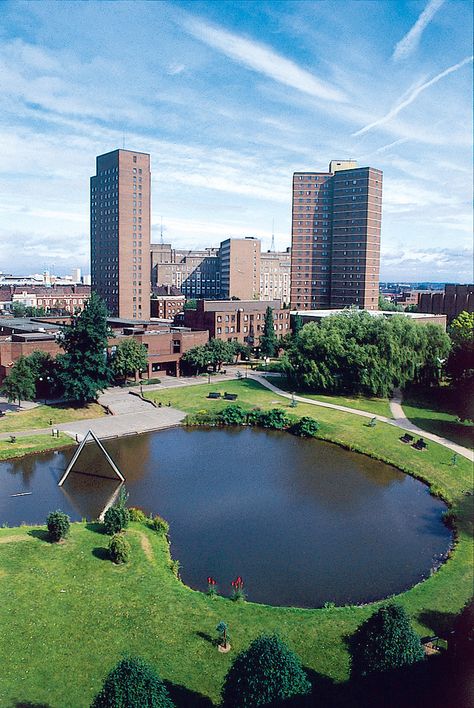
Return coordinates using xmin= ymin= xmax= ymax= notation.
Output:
xmin=402 ymin=385 xmax=474 ymax=450
xmin=0 ymin=380 xmax=471 ymax=706
xmin=263 ymin=375 xmax=392 ymax=418
xmin=0 ymin=433 xmax=72 ymax=461
xmin=0 ymin=402 xmax=104 ymax=433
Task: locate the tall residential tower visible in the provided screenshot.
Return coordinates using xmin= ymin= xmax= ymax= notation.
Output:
xmin=290 ymin=160 xmax=382 ymax=310
xmin=91 ymin=149 xmax=151 ymax=320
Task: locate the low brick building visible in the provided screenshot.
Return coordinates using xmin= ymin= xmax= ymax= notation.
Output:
xmin=0 ymin=284 xmax=90 ymax=314
xmin=150 ymin=286 xmax=185 ymax=320
xmin=0 ymin=317 xmax=208 ymax=383
xmin=183 ymin=299 xmax=290 ymax=346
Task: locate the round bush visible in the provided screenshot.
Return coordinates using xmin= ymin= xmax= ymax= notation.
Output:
xmin=108 ymin=534 xmax=131 ymax=564
xmin=290 ymin=416 xmax=320 ymax=437
xmin=103 ymin=505 xmax=130 ymax=535
xmin=349 ymin=604 xmax=425 ymax=678
xmin=91 ymin=656 xmax=174 ymax=707
xmin=128 ymin=507 xmax=147 ymax=523
xmin=150 ymin=515 xmax=169 ymax=534
xmin=46 ymin=510 xmax=70 ymax=542
xmin=221 ymin=634 xmax=311 ymax=707
xmin=217 ymin=404 xmax=246 ymax=426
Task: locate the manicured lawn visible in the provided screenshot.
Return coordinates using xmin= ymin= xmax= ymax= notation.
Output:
xmin=0 ymin=433 xmax=72 ymax=461
xmin=402 ymin=385 xmax=473 ymax=450
xmin=0 ymin=379 xmax=472 ymax=706
xmin=0 ymin=402 xmax=104 ymax=433
xmin=264 ymin=375 xmax=392 ymax=417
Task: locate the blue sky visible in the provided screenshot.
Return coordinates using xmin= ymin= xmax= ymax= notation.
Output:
xmin=0 ymin=0 xmax=472 ymax=281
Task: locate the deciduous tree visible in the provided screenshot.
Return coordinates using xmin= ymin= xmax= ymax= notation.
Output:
xmin=111 ymin=338 xmax=148 ymax=381
xmin=1 ymin=356 xmax=36 ymax=406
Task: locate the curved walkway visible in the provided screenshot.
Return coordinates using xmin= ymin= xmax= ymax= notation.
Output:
xmin=249 ymin=373 xmax=474 ymax=462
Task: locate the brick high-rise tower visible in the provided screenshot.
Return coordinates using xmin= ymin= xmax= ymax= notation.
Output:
xmin=91 ymin=149 xmax=151 ymax=320
xmin=290 ymin=160 xmax=382 ymax=310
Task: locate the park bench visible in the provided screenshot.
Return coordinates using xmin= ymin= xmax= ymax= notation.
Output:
xmin=207 ymin=392 xmax=221 ymax=399
xmin=413 ymin=437 xmax=428 ymax=451
xmin=400 ymin=433 xmax=414 ymax=444
xmin=223 ymin=393 xmax=238 ymax=401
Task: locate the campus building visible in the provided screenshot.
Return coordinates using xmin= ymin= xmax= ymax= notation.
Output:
xmin=91 ymin=149 xmax=151 ymax=320
xmin=0 ymin=317 xmax=208 ymax=383
xmin=0 ymin=285 xmax=90 ymax=314
xmin=151 ymin=239 xmax=291 ymax=305
xmin=291 ymin=160 xmax=382 ymax=311
xmin=418 ymin=284 xmax=474 ymax=322
xmin=183 ymin=299 xmax=290 ymax=346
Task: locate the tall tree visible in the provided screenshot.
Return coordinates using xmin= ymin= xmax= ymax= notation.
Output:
xmin=260 ymin=306 xmax=278 ymax=357
xmin=349 ymin=604 xmax=424 ymax=678
xmin=181 ymin=344 xmax=211 ymax=374
xmin=221 ymin=634 xmax=311 ymax=707
xmin=58 ymin=291 xmax=111 ymax=404
xmin=206 ymin=338 xmax=235 ymax=371
xmin=292 ymin=313 xmax=304 ymax=338
xmin=111 ymin=339 xmax=148 ymax=381
xmin=284 ymin=311 xmax=450 ymax=397
xmin=1 ymin=356 xmax=36 ymax=406
xmin=447 ymin=311 xmax=474 ymax=382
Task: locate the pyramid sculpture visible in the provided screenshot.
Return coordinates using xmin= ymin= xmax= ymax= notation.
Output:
xmin=58 ymin=429 xmax=125 ymax=486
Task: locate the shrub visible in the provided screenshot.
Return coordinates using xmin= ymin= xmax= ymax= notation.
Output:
xmin=258 ymin=408 xmax=290 ymax=430
xmin=46 ymin=510 xmax=70 ymax=542
xmin=103 ymin=505 xmax=130 ymax=535
xmin=221 ymin=634 xmax=311 ymax=707
xmin=150 ymin=515 xmax=169 ymax=535
xmin=290 ymin=416 xmax=320 ymax=437
xmin=246 ymin=408 xmax=263 ymax=426
xmin=218 ymin=404 xmax=247 ymax=425
xmin=349 ymin=604 xmax=425 ymax=678
xmin=91 ymin=655 xmax=174 ymax=707
xmin=108 ymin=534 xmax=131 ymax=564
xmin=128 ymin=507 xmax=147 ymax=523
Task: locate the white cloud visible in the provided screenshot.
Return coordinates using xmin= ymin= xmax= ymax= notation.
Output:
xmin=181 ymin=14 xmax=347 ymax=103
xmin=393 ymin=0 xmax=445 ymax=61
xmin=353 ymin=55 xmax=473 ymax=136
xmin=167 ymin=62 xmax=186 ymax=75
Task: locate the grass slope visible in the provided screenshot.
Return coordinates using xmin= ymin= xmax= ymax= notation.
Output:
xmin=402 ymin=386 xmax=473 ymax=450
xmin=0 ymin=433 xmax=71 ymax=461
xmin=0 ymin=379 xmax=472 ymax=706
xmin=0 ymin=402 xmax=104 ymax=433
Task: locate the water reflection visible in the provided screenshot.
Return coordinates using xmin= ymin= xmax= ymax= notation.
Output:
xmin=0 ymin=427 xmax=451 ymax=608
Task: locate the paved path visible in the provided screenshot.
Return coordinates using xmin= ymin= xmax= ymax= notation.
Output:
xmin=248 ymin=374 xmax=474 ymax=462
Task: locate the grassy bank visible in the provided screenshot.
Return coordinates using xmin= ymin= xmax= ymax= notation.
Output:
xmin=0 ymin=402 xmax=104 ymax=433
xmin=402 ymin=385 xmax=473 ymax=450
xmin=0 ymin=379 xmax=471 ymax=706
xmin=0 ymin=433 xmax=72 ymax=461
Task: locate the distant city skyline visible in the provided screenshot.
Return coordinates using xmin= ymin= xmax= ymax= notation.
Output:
xmin=0 ymin=0 xmax=472 ymax=281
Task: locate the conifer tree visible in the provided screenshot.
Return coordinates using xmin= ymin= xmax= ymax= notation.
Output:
xmin=260 ymin=307 xmax=278 ymax=358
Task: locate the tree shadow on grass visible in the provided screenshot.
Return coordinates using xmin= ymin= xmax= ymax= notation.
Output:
xmin=27 ymin=529 xmax=51 ymax=543
xmin=92 ymin=547 xmax=110 ymax=561
xmin=195 ymin=630 xmax=217 ymax=646
xmin=13 ymin=702 xmax=53 ymax=708
xmin=85 ymin=521 xmax=104 ymax=535
xmin=417 ymin=609 xmax=457 ymax=637
xmin=163 ymin=680 xmax=213 ymax=708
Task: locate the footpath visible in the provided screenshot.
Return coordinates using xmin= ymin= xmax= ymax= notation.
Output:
xmin=1 ymin=370 xmax=472 ymax=461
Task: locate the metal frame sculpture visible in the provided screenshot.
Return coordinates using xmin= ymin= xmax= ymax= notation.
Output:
xmin=58 ymin=429 xmax=125 ymax=486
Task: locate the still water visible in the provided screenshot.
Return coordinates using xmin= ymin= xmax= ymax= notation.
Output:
xmin=0 ymin=427 xmax=451 ymax=607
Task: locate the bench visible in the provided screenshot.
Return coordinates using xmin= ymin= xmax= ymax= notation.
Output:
xmin=223 ymin=393 xmax=238 ymax=401
xmin=400 ymin=433 xmax=414 ymax=444
xmin=207 ymin=392 xmax=221 ymax=399
xmin=413 ymin=438 xmax=428 ymax=451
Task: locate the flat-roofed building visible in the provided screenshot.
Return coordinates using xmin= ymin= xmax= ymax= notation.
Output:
xmin=291 ymin=160 xmax=382 ymax=311
xmin=260 ymin=249 xmax=291 ymax=305
xmin=184 ymin=299 xmax=290 ymax=346
xmin=91 ymin=149 xmax=151 ymax=320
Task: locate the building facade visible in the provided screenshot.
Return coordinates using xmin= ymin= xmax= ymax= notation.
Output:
xmin=291 ymin=160 xmax=382 ymax=311
xmin=260 ymin=249 xmax=291 ymax=304
xmin=418 ymin=284 xmax=474 ymax=322
xmin=151 ymin=239 xmax=290 ymax=304
xmin=183 ymin=299 xmax=290 ymax=346
xmin=150 ymin=244 xmax=220 ymax=298
xmin=91 ymin=149 xmax=151 ymax=320
xmin=219 ymin=238 xmax=261 ymax=300
xmin=0 ymin=285 xmax=90 ymax=314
